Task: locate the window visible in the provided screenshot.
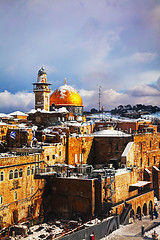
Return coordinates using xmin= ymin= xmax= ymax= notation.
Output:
xmin=31 ymin=166 xmax=34 ymax=175
xmin=14 ymin=191 xmax=17 ymax=201
xmin=31 ymin=186 xmax=34 ymax=195
xmin=140 ymin=158 xmax=142 ymax=167
xmin=9 ymin=170 xmax=13 ymax=180
xmin=52 ymin=155 xmax=55 ymax=159
xmin=27 ymin=167 xmax=30 ymax=176
xmin=35 ymin=166 xmax=38 ymax=174
xmin=19 ymin=168 xmax=23 ymax=178
xmin=0 ymin=172 xmax=4 ymax=182
xmin=59 ymin=151 xmax=61 ymax=156
xmin=47 ymin=156 xmax=49 ymax=161
xmin=14 ymin=169 xmax=18 ymax=179
xmin=148 ymin=157 xmax=149 ymax=166
xmin=150 ymin=141 xmax=152 ymax=148
xmin=159 ymin=142 xmax=160 ymax=149
xmin=75 ymin=154 xmax=77 ymax=163
xmin=115 ymin=144 xmax=119 ymax=151
xmin=154 ymin=156 xmax=156 ymax=165
xmin=0 ymin=195 xmax=2 ymax=204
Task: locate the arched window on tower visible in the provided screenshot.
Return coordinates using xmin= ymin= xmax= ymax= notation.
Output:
xmin=27 ymin=167 xmax=30 ymax=176
xmin=19 ymin=168 xmax=23 ymax=178
xmin=14 ymin=169 xmax=18 ymax=179
xmin=9 ymin=170 xmax=13 ymax=180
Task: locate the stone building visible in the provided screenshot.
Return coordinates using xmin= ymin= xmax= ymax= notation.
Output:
xmin=0 ymin=153 xmax=44 ymax=228
xmin=27 ymin=108 xmax=68 ymax=127
xmin=42 ymin=167 xmax=154 ymax=222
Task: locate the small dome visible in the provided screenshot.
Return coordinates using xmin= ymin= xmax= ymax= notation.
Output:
xmin=38 ymin=67 xmax=46 ymax=76
xmin=50 ymin=84 xmax=83 ymax=107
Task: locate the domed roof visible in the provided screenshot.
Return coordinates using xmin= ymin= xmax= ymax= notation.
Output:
xmin=38 ymin=67 xmax=46 ymax=76
xmin=50 ymin=84 xmax=83 ymax=107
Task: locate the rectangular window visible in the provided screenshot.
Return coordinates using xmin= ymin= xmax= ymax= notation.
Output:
xmin=75 ymin=154 xmax=77 ymax=163
xmin=14 ymin=191 xmax=17 ymax=201
xmin=0 ymin=172 xmax=4 ymax=182
xmin=47 ymin=156 xmax=49 ymax=160
xmin=0 ymin=195 xmax=2 ymax=204
xmin=59 ymin=151 xmax=61 ymax=156
xmin=79 ymin=153 xmax=83 ymax=163
xmin=52 ymin=155 xmax=55 ymax=159
xmin=154 ymin=156 xmax=156 ymax=165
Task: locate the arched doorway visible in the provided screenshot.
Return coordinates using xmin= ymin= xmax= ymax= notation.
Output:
xmin=149 ymin=201 xmax=153 ymax=214
xmin=130 ymin=209 xmax=135 ymax=218
xmin=143 ymin=203 xmax=147 ymax=216
xmin=136 ymin=206 xmax=141 ymax=219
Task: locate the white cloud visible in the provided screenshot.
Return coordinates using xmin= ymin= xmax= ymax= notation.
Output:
xmin=80 ymin=80 xmax=160 ymax=110
xmin=128 ymin=52 xmax=157 ymax=63
xmin=0 ymin=91 xmax=34 ymax=113
xmin=79 ymin=89 xmax=95 ymax=97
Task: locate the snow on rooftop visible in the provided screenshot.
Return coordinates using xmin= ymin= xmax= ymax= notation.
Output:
xmin=9 ymin=111 xmax=28 ymax=116
xmin=41 ymin=109 xmax=49 ymax=113
xmin=0 ymin=122 xmax=7 ymax=125
xmin=121 ymin=142 xmax=134 ymax=157
xmin=57 ymin=107 xmax=69 ymax=113
xmin=92 ymin=129 xmax=131 ymax=137
xmin=77 ymin=116 xmax=83 ymax=122
xmin=27 ymin=109 xmax=37 ymax=114
xmin=145 ymin=168 xmax=151 ymax=174
xmin=18 ymin=123 xmax=27 ymax=128
xmin=0 ymin=113 xmax=14 ymax=119
xmin=153 ymin=166 xmax=159 ymax=171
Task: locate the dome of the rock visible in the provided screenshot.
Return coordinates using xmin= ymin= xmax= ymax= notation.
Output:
xmin=50 ymin=83 xmax=83 ymax=115
xmin=50 ymin=84 xmax=83 ymax=107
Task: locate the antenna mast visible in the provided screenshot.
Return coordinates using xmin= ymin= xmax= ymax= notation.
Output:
xmin=98 ymin=86 xmax=102 ymax=112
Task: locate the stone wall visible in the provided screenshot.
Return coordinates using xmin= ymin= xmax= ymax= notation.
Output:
xmin=42 ymin=144 xmax=66 ymax=165
xmin=43 ymin=177 xmax=95 ymax=221
xmin=93 ymin=136 xmax=132 ymax=166
xmin=0 ymin=154 xmax=45 ymax=228
xmin=68 ymin=136 xmax=94 ymax=165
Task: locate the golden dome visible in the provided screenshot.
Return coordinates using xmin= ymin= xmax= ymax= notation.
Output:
xmin=50 ymin=84 xmax=83 ymax=107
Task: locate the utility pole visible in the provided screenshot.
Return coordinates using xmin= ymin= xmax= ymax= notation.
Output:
xmin=98 ymin=86 xmax=102 ymax=113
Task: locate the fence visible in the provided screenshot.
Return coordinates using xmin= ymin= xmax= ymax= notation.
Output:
xmin=57 ymin=215 xmax=119 ymax=240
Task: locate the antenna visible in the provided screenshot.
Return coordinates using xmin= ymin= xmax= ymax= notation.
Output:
xmin=98 ymin=86 xmax=102 ymax=113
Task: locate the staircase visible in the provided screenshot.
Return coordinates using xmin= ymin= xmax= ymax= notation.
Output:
xmin=120 ymin=203 xmax=132 ymax=225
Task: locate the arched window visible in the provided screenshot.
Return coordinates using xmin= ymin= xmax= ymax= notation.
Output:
xmin=31 ymin=166 xmax=34 ymax=175
xmin=9 ymin=170 xmax=13 ymax=180
xmin=27 ymin=167 xmax=30 ymax=176
xmin=0 ymin=172 xmax=4 ymax=182
xmin=154 ymin=156 xmax=156 ymax=165
xmin=14 ymin=169 xmax=18 ymax=179
xmin=19 ymin=168 xmax=23 ymax=178
xmin=14 ymin=191 xmax=17 ymax=201
xmin=150 ymin=141 xmax=152 ymax=148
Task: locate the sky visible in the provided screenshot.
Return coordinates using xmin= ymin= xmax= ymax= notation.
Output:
xmin=0 ymin=0 xmax=160 ymax=113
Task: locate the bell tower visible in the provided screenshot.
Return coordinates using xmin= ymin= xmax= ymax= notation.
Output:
xmin=33 ymin=67 xmax=51 ymax=111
